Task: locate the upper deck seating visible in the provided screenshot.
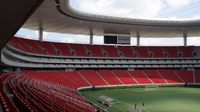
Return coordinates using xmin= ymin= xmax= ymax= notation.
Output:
xmin=178 ymin=46 xmax=193 ymax=57
xmin=163 ymin=47 xmax=179 ymax=58
xmin=22 ymin=38 xmax=43 ymax=54
xmin=85 ymin=45 xmax=104 ymax=57
xmin=10 ymin=37 xmax=43 ymax=54
xmin=101 ymin=45 xmax=119 ymax=57
xmin=9 ymin=38 xmax=32 ymax=53
xmin=8 ymin=37 xmax=195 ymax=58
xmin=148 ymin=47 xmax=164 ymax=58
xmin=36 ymin=42 xmax=57 ymax=55
xmin=118 ymin=46 xmax=135 ymax=57
xmin=69 ymin=44 xmax=89 ymax=56
xmin=52 ymin=43 xmax=72 ymax=56
xmin=133 ymin=47 xmax=149 ymax=58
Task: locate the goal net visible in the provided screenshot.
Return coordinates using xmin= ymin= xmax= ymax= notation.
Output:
xmin=145 ymin=84 xmax=159 ymax=91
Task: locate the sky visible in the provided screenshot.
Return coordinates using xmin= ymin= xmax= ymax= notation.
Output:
xmin=16 ymin=0 xmax=200 ymax=46
xmin=71 ymin=0 xmax=200 ymax=20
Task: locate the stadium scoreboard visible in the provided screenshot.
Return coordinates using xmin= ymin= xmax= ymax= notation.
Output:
xmin=104 ymin=35 xmax=130 ymax=45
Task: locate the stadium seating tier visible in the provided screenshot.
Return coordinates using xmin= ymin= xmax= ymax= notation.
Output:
xmin=9 ymin=37 xmax=195 ymax=58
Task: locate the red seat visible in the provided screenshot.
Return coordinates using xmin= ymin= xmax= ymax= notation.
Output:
xmin=133 ymin=47 xmax=149 ymax=58
xmin=98 ymin=70 xmax=122 ymax=85
xmin=175 ymin=70 xmax=193 ymax=83
xmin=53 ymin=43 xmax=72 ymax=56
xmin=112 ymin=70 xmax=137 ymax=84
xmin=69 ymin=44 xmax=89 ymax=56
xmin=101 ymin=45 xmax=119 ymax=57
xmin=163 ymin=47 xmax=179 ymax=58
xmin=195 ymin=70 xmax=200 ymax=83
xmin=118 ymin=46 xmax=135 ymax=57
xmin=179 ymin=46 xmax=193 ymax=57
xmin=37 ymin=42 xmax=57 ymax=55
xmin=158 ymin=69 xmax=182 ymax=83
xmin=129 ymin=70 xmax=152 ymax=84
xmin=143 ymin=69 xmax=165 ymax=84
xmin=85 ymin=45 xmax=103 ymax=57
xmin=148 ymin=47 xmax=164 ymax=58
xmin=79 ymin=70 xmax=107 ymax=86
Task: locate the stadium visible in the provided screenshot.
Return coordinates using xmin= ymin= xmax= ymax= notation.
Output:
xmin=1 ymin=0 xmax=200 ymax=112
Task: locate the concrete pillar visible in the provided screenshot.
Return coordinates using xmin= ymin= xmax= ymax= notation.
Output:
xmin=136 ymin=31 xmax=140 ymax=46
xmin=16 ymin=68 xmax=21 ymax=77
xmin=183 ymin=28 xmax=187 ymax=46
xmin=183 ymin=32 xmax=187 ymax=46
xmin=193 ymin=68 xmax=196 ymax=83
xmin=89 ymin=29 xmax=93 ymax=45
xmin=39 ymin=25 xmax=43 ymax=41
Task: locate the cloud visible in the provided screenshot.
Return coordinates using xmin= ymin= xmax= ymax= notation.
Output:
xmin=187 ymin=37 xmax=200 ymax=46
xmin=59 ymin=37 xmax=76 ymax=43
xmin=71 ymin=0 xmax=200 ymax=20
xmin=140 ymin=37 xmax=183 ymax=46
xmin=43 ymin=33 xmax=89 ymax=44
xmin=192 ymin=15 xmax=200 ymax=19
xmin=35 ymin=31 xmax=48 ymax=39
xmin=93 ymin=36 xmax=104 ymax=45
xmin=15 ymin=28 xmax=38 ymax=40
xmin=72 ymin=0 xmax=163 ymax=18
xmin=166 ymin=0 xmax=192 ymax=7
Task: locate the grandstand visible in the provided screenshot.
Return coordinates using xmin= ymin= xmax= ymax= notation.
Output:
xmin=1 ymin=0 xmax=200 ymax=112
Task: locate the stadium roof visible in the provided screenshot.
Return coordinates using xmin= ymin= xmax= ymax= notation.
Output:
xmin=22 ymin=0 xmax=200 ymax=37
xmin=0 ymin=0 xmax=44 ymax=51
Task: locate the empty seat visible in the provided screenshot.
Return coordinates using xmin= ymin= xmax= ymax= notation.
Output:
xmin=37 ymin=42 xmax=57 ymax=55
xmin=179 ymin=46 xmax=193 ymax=57
xmin=69 ymin=44 xmax=89 ymax=56
xmin=133 ymin=47 xmax=149 ymax=58
xmin=8 ymin=37 xmax=195 ymax=59
xmin=53 ymin=43 xmax=72 ymax=56
xmin=143 ymin=69 xmax=165 ymax=84
xmin=85 ymin=45 xmax=103 ymax=57
xmin=101 ymin=45 xmax=119 ymax=57
xmin=112 ymin=70 xmax=137 ymax=84
xmin=129 ymin=70 xmax=152 ymax=84
xmin=158 ymin=69 xmax=182 ymax=83
xmin=163 ymin=47 xmax=179 ymax=58
xmin=175 ymin=70 xmax=193 ymax=83
xmin=118 ymin=46 xmax=135 ymax=57
xmin=148 ymin=47 xmax=164 ymax=58
xmin=195 ymin=70 xmax=200 ymax=83
xmin=79 ymin=70 xmax=107 ymax=86
xmin=98 ymin=70 xmax=122 ymax=85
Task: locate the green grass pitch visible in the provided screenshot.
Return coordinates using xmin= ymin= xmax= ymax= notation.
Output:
xmin=81 ymin=87 xmax=200 ymax=112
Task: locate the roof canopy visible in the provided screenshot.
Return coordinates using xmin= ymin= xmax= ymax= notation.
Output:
xmin=23 ymin=0 xmax=200 ymax=37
